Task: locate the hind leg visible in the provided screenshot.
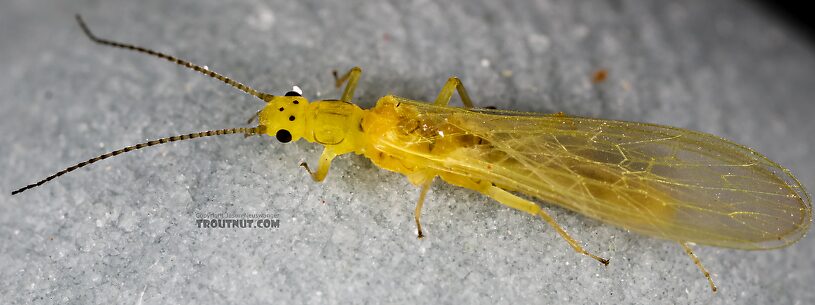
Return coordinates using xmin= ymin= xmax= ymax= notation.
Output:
xmin=482 ymin=184 xmax=609 ymax=265
xmin=680 ymin=242 xmax=718 ymax=292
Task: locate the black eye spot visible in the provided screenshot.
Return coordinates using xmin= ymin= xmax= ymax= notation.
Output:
xmin=279 ymin=107 xmax=284 ymax=111
xmin=293 ymin=100 xmax=299 ymax=104
xmin=285 ymin=91 xmax=301 ymax=97
xmin=275 ymin=129 xmax=292 ymax=143
xmin=289 ymin=115 xmax=295 ymax=121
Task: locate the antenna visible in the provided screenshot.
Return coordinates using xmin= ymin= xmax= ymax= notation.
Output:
xmin=75 ymin=15 xmax=273 ymax=102
xmin=11 ymin=127 xmax=263 ymax=195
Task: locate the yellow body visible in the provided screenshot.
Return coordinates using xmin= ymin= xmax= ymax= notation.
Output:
xmin=24 ymin=19 xmax=812 ymax=291
xmin=260 ymin=93 xmax=811 ymax=250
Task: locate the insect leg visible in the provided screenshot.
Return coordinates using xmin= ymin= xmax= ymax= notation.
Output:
xmin=484 ymin=185 xmax=610 ymax=265
xmin=433 ymin=77 xmax=474 ymax=108
xmin=680 ymin=242 xmax=718 ymax=292
xmin=414 ymin=179 xmax=433 ymax=239
xmin=332 ymin=67 xmax=362 ymax=103
xmin=299 ymin=148 xmax=338 ymax=182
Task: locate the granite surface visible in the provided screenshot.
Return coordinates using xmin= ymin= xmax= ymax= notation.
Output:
xmin=1 ymin=0 xmax=814 ymax=304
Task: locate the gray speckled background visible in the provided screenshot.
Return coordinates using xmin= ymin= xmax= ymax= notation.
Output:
xmin=1 ymin=0 xmax=813 ymax=304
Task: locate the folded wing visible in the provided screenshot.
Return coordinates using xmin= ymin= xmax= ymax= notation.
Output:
xmin=382 ymin=97 xmax=811 ymax=250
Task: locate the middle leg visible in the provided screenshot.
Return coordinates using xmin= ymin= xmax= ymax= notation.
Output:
xmin=433 ymin=77 xmax=475 ymax=108
xmin=414 ymin=179 xmax=433 ymax=239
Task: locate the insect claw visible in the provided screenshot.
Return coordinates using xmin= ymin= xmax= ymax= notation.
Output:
xmin=584 ymin=252 xmax=609 ymax=266
xmin=299 ymin=162 xmax=313 ymax=174
xmin=332 ymin=70 xmax=340 ymax=87
xmin=416 ymin=226 xmax=425 ymax=239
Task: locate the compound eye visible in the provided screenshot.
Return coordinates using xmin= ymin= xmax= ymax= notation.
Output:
xmin=284 ymin=85 xmax=303 ymax=96
xmin=275 ymin=129 xmax=293 ymax=143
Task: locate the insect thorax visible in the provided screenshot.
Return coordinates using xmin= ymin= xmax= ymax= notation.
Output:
xmin=303 ymin=100 xmax=367 ymax=154
xmin=360 ymin=96 xmax=486 ymax=184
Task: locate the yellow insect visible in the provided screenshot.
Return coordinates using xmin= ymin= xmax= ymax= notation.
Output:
xmin=12 ymin=16 xmax=811 ymax=292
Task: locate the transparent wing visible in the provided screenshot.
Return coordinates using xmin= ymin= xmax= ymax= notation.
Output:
xmin=379 ymin=97 xmax=811 ymax=250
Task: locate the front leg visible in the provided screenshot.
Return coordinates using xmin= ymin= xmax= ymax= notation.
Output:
xmin=332 ymin=67 xmax=362 ymax=103
xmin=299 ymin=148 xmax=338 ymax=182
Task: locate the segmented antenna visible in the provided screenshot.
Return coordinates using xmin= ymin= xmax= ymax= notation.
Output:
xmin=11 ymin=127 xmax=262 ymax=195
xmin=75 ymin=15 xmax=273 ymax=102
